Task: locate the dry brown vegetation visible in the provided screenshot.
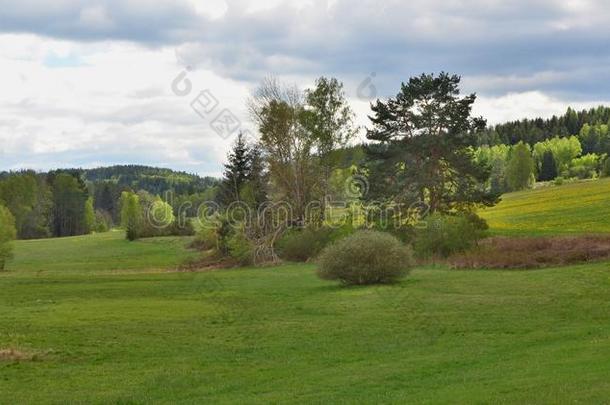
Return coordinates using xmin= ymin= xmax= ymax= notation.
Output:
xmin=449 ymin=235 xmax=610 ymax=269
xmin=0 ymin=347 xmax=45 ymax=362
xmin=176 ymin=253 xmax=240 ymax=272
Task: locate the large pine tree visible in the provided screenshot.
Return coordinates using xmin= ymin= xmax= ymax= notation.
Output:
xmin=365 ymin=72 xmax=498 ymax=214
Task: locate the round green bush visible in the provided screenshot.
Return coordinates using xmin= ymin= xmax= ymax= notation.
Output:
xmin=317 ymin=230 xmax=414 ymax=285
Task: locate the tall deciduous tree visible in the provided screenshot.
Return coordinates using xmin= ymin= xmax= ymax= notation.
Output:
xmin=249 ymin=76 xmax=355 ymax=221
xmin=249 ymin=77 xmax=316 ymax=221
xmin=120 ymin=191 xmax=142 ymax=241
xmin=0 ymin=204 xmax=17 ymax=271
xmin=532 ymin=136 xmax=582 ymax=176
xmin=0 ymin=171 xmax=52 ymax=239
xmin=84 ymin=197 xmax=95 ymax=233
xmin=302 ymin=77 xmax=356 ymax=214
xmin=506 ymin=142 xmax=535 ymax=191
xmin=365 ymin=72 xmax=497 ymax=214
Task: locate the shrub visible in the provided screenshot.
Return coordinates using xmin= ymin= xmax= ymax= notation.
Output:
xmin=449 ymin=235 xmax=610 ymax=269
xmin=277 ymin=227 xmax=334 ymax=262
xmin=167 ymin=219 xmax=195 ymax=236
xmin=317 ymin=230 xmax=414 ymax=285
xmin=191 ymin=222 xmax=217 ymax=250
xmin=277 ymin=223 xmax=356 ymax=262
xmin=94 ymin=210 xmax=111 ymax=233
xmin=227 ymin=224 xmax=253 ymax=265
xmin=121 ymin=190 xmax=194 ymax=239
xmin=414 ymin=213 xmax=487 ymax=259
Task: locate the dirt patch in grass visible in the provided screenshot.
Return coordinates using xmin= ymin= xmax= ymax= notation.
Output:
xmin=0 ymin=348 xmax=46 ymax=362
xmin=449 ymin=235 xmax=610 ymax=269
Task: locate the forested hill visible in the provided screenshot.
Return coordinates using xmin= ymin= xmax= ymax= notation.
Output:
xmin=478 ymin=106 xmax=610 ymax=146
xmin=81 ymin=165 xmax=218 ymax=195
xmin=0 ymin=165 xmax=219 ymax=196
xmin=0 ymin=165 xmax=219 ymax=240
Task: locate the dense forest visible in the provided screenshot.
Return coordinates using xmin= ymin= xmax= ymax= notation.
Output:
xmin=471 ymin=107 xmax=610 ymax=195
xmin=0 ymin=166 xmax=218 ymax=240
xmin=478 ymin=106 xmax=610 ymax=149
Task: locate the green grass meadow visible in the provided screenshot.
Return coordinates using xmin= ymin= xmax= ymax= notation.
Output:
xmin=2 ymin=181 xmax=610 ymax=403
xmin=7 ymin=230 xmax=197 ymax=275
xmin=480 ymin=178 xmax=610 ymax=236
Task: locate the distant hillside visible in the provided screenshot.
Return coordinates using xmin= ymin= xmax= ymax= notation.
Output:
xmin=81 ymin=165 xmax=218 ymax=195
xmin=480 ymin=178 xmax=610 ymax=236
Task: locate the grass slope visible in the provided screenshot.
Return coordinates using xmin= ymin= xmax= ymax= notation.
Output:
xmin=480 ymin=178 xmax=610 ymax=236
xmin=7 ymin=230 xmax=197 ymax=275
xmin=2 ymin=234 xmax=610 ymax=403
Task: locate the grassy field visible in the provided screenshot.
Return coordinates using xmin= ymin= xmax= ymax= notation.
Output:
xmin=480 ymin=178 xmax=610 ymax=236
xmin=6 ymin=230 xmax=197 ymax=275
xmin=2 ymin=230 xmax=610 ymax=402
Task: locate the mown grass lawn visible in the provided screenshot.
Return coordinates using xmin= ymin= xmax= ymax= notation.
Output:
xmin=480 ymin=178 xmax=610 ymax=236
xmin=1 ymin=232 xmax=610 ymax=403
xmin=7 ymin=230 xmax=198 ymax=275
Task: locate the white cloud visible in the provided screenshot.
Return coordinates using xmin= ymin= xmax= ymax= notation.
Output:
xmin=0 ymin=34 xmax=250 ymax=175
xmin=473 ymin=91 xmax=610 ymax=125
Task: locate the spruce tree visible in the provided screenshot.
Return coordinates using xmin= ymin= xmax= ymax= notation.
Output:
xmin=218 ymin=133 xmax=251 ymax=205
xmin=218 ymin=133 xmax=268 ymax=208
xmin=538 ymin=150 xmax=558 ymax=182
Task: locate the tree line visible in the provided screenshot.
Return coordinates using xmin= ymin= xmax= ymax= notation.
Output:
xmin=475 ymin=134 xmax=610 ymax=194
xmin=478 ymin=106 xmax=610 ymax=148
xmin=0 ymin=167 xmax=218 ymax=241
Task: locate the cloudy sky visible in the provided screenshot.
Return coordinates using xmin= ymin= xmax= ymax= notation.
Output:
xmin=1 ymin=0 xmax=610 ymax=176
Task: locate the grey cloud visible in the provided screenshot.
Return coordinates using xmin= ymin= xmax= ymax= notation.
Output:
xmin=0 ymin=0 xmax=202 ymax=44
xmin=181 ymin=0 xmax=610 ymax=98
xmin=2 ymin=1 xmax=610 ymax=100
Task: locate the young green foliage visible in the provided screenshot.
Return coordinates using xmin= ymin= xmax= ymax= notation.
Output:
xmin=0 ymin=204 xmax=17 ymax=270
